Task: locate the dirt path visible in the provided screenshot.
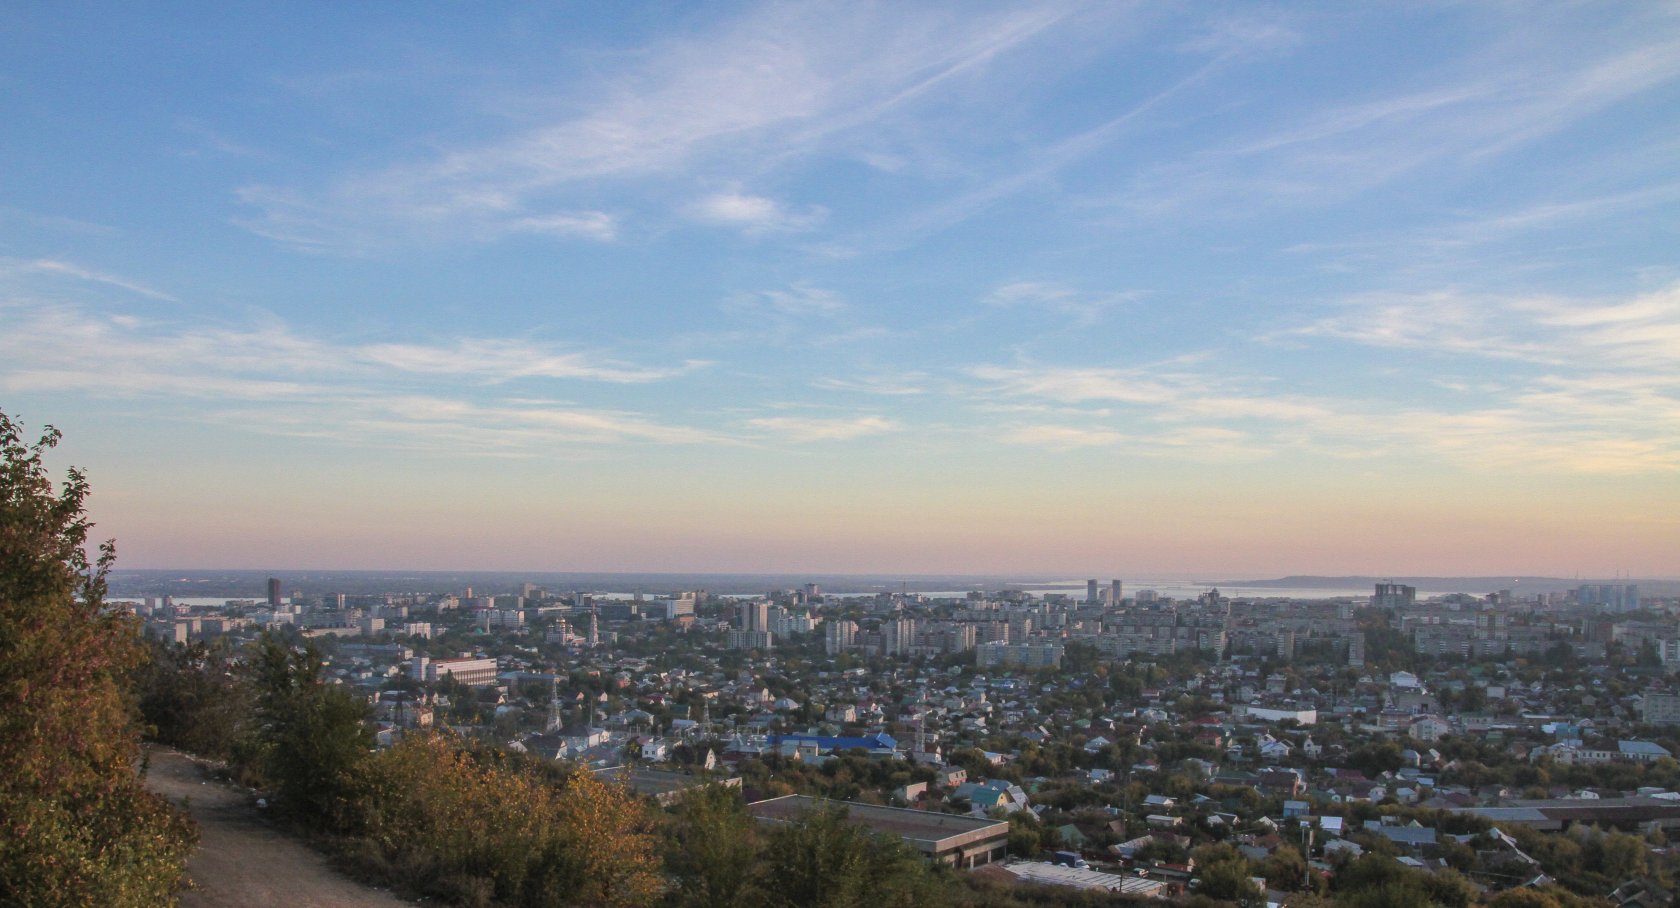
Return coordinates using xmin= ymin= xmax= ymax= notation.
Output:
xmin=143 ymin=745 xmax=412 ymax=908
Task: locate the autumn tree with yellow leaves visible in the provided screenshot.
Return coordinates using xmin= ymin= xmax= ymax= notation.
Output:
xmin=353 ymin=731 xmax=661 ymax=908
xmin=0 ymin=411 xmax=195 ymax=906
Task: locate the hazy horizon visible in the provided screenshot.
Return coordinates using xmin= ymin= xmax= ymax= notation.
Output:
xmin=4 ymin=3 xmax=1677 ymax=575
xmin=106 ymin=566 xmax=1680 ymax=585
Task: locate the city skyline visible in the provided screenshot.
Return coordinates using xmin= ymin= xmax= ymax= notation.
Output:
xmin=2 ymin=3 xmax=1678 ymax=575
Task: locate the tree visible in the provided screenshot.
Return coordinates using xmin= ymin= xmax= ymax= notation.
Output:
xmin=0 ymin=412 xmax=196 ymax=905
xmin=350 ymin=731 xmax=660 ymax=908
xmin=544 ymin=767 xmax=662 ymax=908
xmin=1261 ymin=845 xmax=1308 ymax=891
xmin=1196 ymin=858 xmax=1264 ymax=907
xmin=247 ymin=632 xmax=374 ymax=831
xmin=1483 ymin=890 xmax=1563 ymax=908
xmin=1348 ymin=741 xmax=1405 ymax=777
xmin=1338 ymin=881 xmax=1430 ymax=908
xmin=1586 ymin=830 xmax=1648 ymax=881
xmin=134 ymin=637 xmax=251 ymax=759
xmin=666 ymin=784 xmax=762 ymax=908
xmin=1419 ymin=869 xmax=1477 ymax=908
xmin=761 ymin=803 xmax=946 ymax=908
xmin=1006 ymin=809 xmax=1048 ymax=857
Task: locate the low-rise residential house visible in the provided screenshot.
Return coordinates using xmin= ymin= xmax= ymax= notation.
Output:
xmin=1409 ymin=716 xmax=1452 ymax=742
xmin=1611 ymin=879 xmax=1672 ymax=908
xmin=953 ymin=779 xmax=1030 ymax=814
xmin=1258 ymin=768 xmax=1307 ymax=798
xmin=1362 ymin=820 xmax=1437 ymax=851
xmin=1259 ymin=737 xmax=1294 ymax=762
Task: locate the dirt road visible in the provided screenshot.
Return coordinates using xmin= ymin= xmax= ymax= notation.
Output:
xmin=143 ymin=746 xmax=411 ymax=908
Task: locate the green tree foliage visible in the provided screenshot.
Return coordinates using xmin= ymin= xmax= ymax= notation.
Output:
xmin=1584 ymin=830 xmax=1648 ymax=881
xmin=665 ymin=784 xmax=761 ymax=908
xmin=133 ymin=638 xmax=251 ymax=759
xmin=760 ymin=802 xmax=947 ymax=908
xmin=0 ymin=412 xmax=196 ymax=906
xmin=1418 ymin=869 xmax=1477 ymax=908
xmin=1347 ymin=741 xmax=1405 ymax=777
xmin=247 ymin=632 xmax=374 ymax=832
xmin=1330 ymin=854 xmax=1474 ymax=908
xmin=1337 ymin=881 xmax=1430 ymax=908
xmin=1195 ymin=857 xmax=1264 ymax=907
xmin=1006 ymin=809 xmax=1049 ymax=857
xmin=1261 ymin=845 xmax=1309 ymax=891
xmin=1483 ymin=890 xmax=1563 ymax=908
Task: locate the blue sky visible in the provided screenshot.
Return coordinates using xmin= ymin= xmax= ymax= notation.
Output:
xmin=2 ymin=2 xmax=1678 ymax=575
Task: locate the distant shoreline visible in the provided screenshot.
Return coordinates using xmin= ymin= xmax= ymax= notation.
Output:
xmin=107 ymin=568 xmax=1679 ymax=599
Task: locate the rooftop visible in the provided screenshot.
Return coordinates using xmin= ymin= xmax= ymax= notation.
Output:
xmin=747 ymin=795 xmax=1006 ymax=853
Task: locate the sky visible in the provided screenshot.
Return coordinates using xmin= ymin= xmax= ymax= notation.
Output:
xmin=2 ymin=2 xmax=1678 ymax=577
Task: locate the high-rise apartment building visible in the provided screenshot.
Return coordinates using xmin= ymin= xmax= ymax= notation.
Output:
xmin=825 ymin=619 xmax=858 ymax=654
xmin=1373 ymin=582 xmax=1416 ymax=609
xmin=1577 ymin=584 xmax=1641 ymax=612
xmin=882 ymin=618 xmax=917 ymax=657
xmin=976 ymin=642 xmax=1064 ymax=669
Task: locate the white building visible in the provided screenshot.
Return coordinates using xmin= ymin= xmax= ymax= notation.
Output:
xmin=413 ymin=656 xmax=498 ymax=686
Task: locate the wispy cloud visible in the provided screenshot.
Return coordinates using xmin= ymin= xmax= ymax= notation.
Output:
xmin=812 ymin=373 xmax=928 ymax=396
xmin=1289 ymin=282 xmax=1680 ymax=370
xmin=859 ymin=49 xmax=1234 ymax=250
xmin=235 ymin=183 xmax=618 ymax=253
xmin=982 ymin=281 xmax=1136 ymax=325
xmin=237 ymin=4 xmax=1078 ymax=252
xmin=355 ymin=340 xmax=706 ymax=384
xmin=1281 ymin=181 xmax=1680 ymax=271
xmin=744 ymin=284 xmax=846 ymax=317
xmin=745 ymin=414 xmax=897 ymax=442
xmin=0 ymin=294 xmax=718 ymax=454
xmin=686 ymin=188 xmax=826 ymax=233
xmin=0 ymin=257 xmax=178 ymax=302
xmin=1002 ymin=424 xmax=1124 ymax=448
xmin=970 ymin=364 xmax=1213 ymax=407
xmin=236 ymin=396 xmax=727 ymax=451
xmin=713 ymin=283 xmax=880 ymax=349
xmin=1113 ymin=28 xmax=1680 ymax=218
xmin=968 ymin=304 xmax=1680 ymax=475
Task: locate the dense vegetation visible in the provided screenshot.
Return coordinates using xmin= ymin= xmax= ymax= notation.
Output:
xmin=0 ymin=412 xmax=196 ymax=906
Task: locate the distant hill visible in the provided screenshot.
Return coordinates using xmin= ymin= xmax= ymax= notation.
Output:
xmin=107 ymin=569 xmax=1680 ymax=599
xmin=106 ymin=568 xmax=1060 ymax=598
xmin=1217 ymin=575 xmax=1680 ymax=596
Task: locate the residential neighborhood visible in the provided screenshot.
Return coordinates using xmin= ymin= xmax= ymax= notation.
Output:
xmin=124 ymin=577 xmax=1680 ymax=905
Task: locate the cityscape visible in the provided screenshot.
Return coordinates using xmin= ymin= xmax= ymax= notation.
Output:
xmin=3 ymin=2 xmax=1680 ymax=908
xmin=109 ymin=567 xmax=1680 ymax=904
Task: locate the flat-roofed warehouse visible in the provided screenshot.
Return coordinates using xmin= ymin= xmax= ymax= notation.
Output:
xmin=590 ymin=766 xmax=740 ymax=806
xmin=1000 ymin=862 xmax=1170 ymax=897
xmin=1453 ymin=797 xmax=1680 ymax=832
xmin=747 ymin=795 xmax=1009 ymax=868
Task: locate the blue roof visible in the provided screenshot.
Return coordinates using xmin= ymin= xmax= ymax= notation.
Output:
xmin=767 ymin=732 xmax=898 ymax=753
